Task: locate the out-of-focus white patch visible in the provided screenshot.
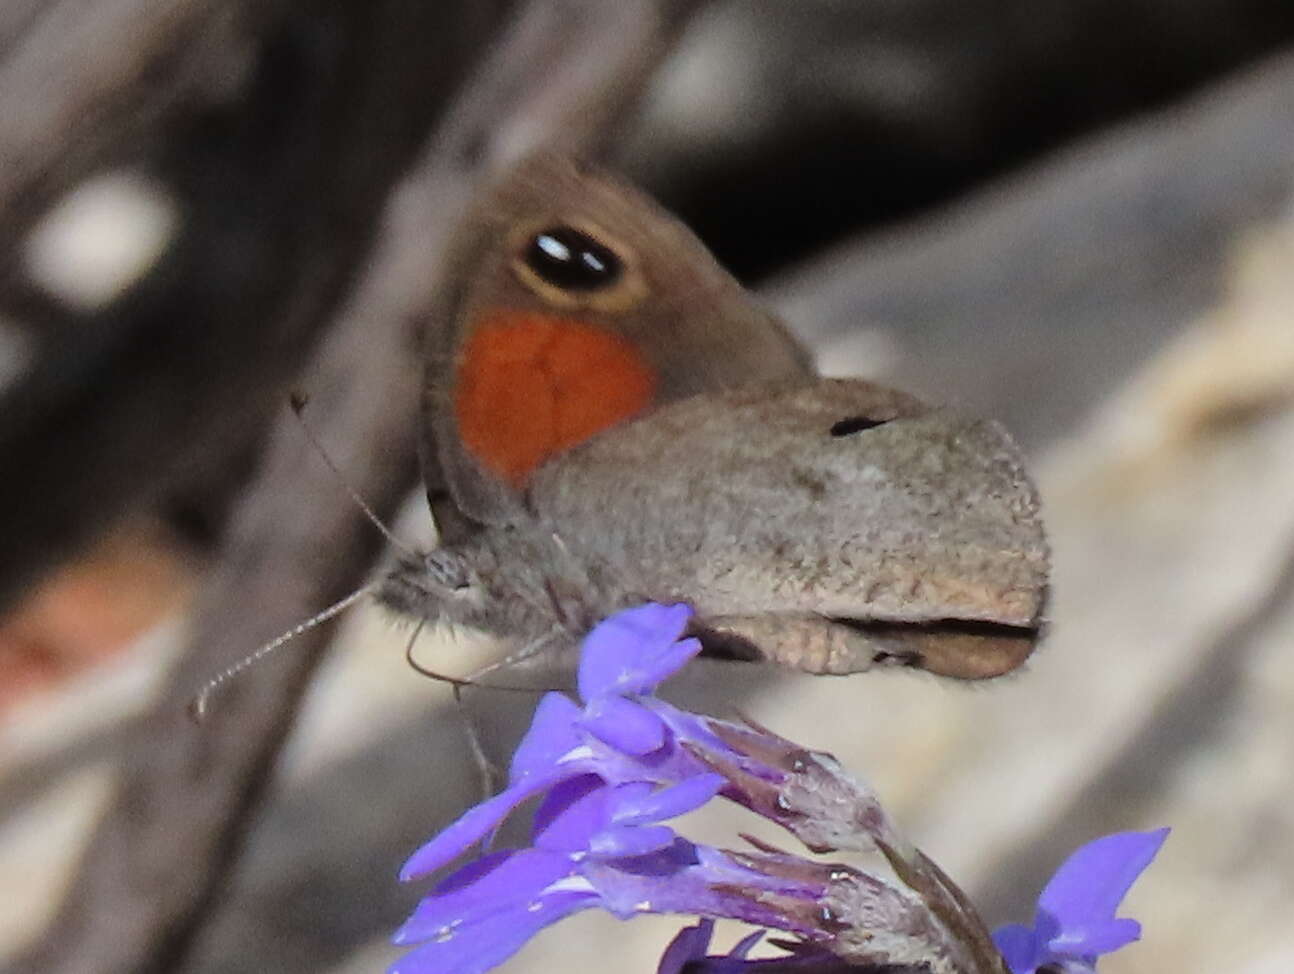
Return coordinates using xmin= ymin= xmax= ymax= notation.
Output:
xmin=0 ymin=765 xmax=113 ymax=960
xmin=276 ymin=600 xmax=460 ymax=786
xmin=636 ymin=11 xmax=769 ymax=147
xmin=24 ymin=170 xmax=178 ymax=312
xmin=0 ymin=315 xmax=34 ymax=393
xmin=815 ymin=326 xmax=902 ymax=378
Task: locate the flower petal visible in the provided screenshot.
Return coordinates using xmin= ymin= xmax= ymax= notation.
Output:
xmin=399 ymin=769 xmax=570 ymax=880
xmin=1037 ymin=828 xmax=1169 ymax=928
xmin=588 ymin=823 xmax=679 ymax=859
xmin=1048 ymin=916 xmax=1142 ymax=957
xmin=532 ymin=775 xmax=612 ymax=852
xmin=581 ymin=840 xmax=823 ymax=931
xmin=509 ymin=692 xmax=585 ymax=784
xmin=391 ymin=887 xmax=595 ymax=974
xmin=611 ymin=774 xmax=727 ymax=826
xmin=992 ymin=922 xmax=1042 ymax=974
xmin=394 ymin=849 xmax=574 ymax=943
xmin=581 ymin=695 xmax=667 ymax=754
xmin=578 ymin=603 xmax=698 ymax=700
xmin=657 ymin=919 xmax=715 ymax=974
xmin=644 ymin=698 xmax=738 ymax=758
xmin=534 ymin=780 xmax=707 ymax=859
xmin=729 ymin=929 xmax=765 ymax=958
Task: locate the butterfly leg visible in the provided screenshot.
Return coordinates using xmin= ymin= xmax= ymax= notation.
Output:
xmin=451 ymin=683 xmax=501 ymax=800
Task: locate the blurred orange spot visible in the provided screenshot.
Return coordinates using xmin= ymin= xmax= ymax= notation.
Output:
xmin=454 ymin=312 xmax=657 ymax=487
xmin=0 ymin=524 xmax=194 ymax=715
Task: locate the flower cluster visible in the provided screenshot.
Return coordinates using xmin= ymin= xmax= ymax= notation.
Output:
xmin=390 ymin=604 xmax=828 ymax=974
xmin=391 ymin=603 xmax=1168 ymax=974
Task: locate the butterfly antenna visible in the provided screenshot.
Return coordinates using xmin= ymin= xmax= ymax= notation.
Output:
xmin=289 ymin=391 xmax=415 ymax=558
xmin=188 ymin=584 xmax=375 ymax=721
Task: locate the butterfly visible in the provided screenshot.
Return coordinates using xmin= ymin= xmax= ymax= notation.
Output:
xmin=378 ymin=152 xmax=1048 ymax=683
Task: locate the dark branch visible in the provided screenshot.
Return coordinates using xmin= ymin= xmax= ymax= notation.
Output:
xmin=11 ymin=2 xmax=705 ymax=972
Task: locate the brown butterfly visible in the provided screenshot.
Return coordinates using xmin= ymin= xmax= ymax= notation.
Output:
xmin=380 ymin=153 xmax=1048 ymax=682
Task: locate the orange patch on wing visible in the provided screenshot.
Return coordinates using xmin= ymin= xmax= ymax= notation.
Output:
xmin=454 ymin=312 xmax=657 ymax=487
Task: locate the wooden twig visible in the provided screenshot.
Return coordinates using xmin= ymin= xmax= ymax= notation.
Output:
xmin=0 ymin=1 xmax=508 ymax=613
xmin=12 ymin=2 xmax=706 ymax=972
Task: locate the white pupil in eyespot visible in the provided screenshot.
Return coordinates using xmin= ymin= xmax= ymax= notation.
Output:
xmin=536 ymin=233 xmax=609 ymax=274
xmin=536 ymin=234 xmax=571 ymax=262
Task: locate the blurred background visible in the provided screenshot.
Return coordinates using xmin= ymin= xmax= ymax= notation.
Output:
xmin=2 ymin=1 xmax=1293 ymax=972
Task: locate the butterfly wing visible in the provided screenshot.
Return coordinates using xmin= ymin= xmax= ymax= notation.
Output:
xmin=423 ymin=152 xmax=811 ymax=527
xmin=528 ymin=378 xmax=1049 ymax=679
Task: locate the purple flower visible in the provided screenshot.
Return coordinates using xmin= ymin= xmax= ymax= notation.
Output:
xmin=392 ymin=778 xmax=803 ymax=974
xmin=398 ymin=604 xmax=716 ymax=881
xmin=992 ymin=828 xmax=1170 ymax=974
xmin=657 ymin=920 xmax=762 ymax=974
xmin=656 ymin=920 xmax=853 ymax=973
xmin=391 ymin=604 xmax=824 ymax=974
xmin=391 ymin=600 xmax=1170 ymax=974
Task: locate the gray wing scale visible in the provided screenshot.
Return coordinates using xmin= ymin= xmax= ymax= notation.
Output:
xmin=528 ymin=379 xmax=1048 ymax=674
